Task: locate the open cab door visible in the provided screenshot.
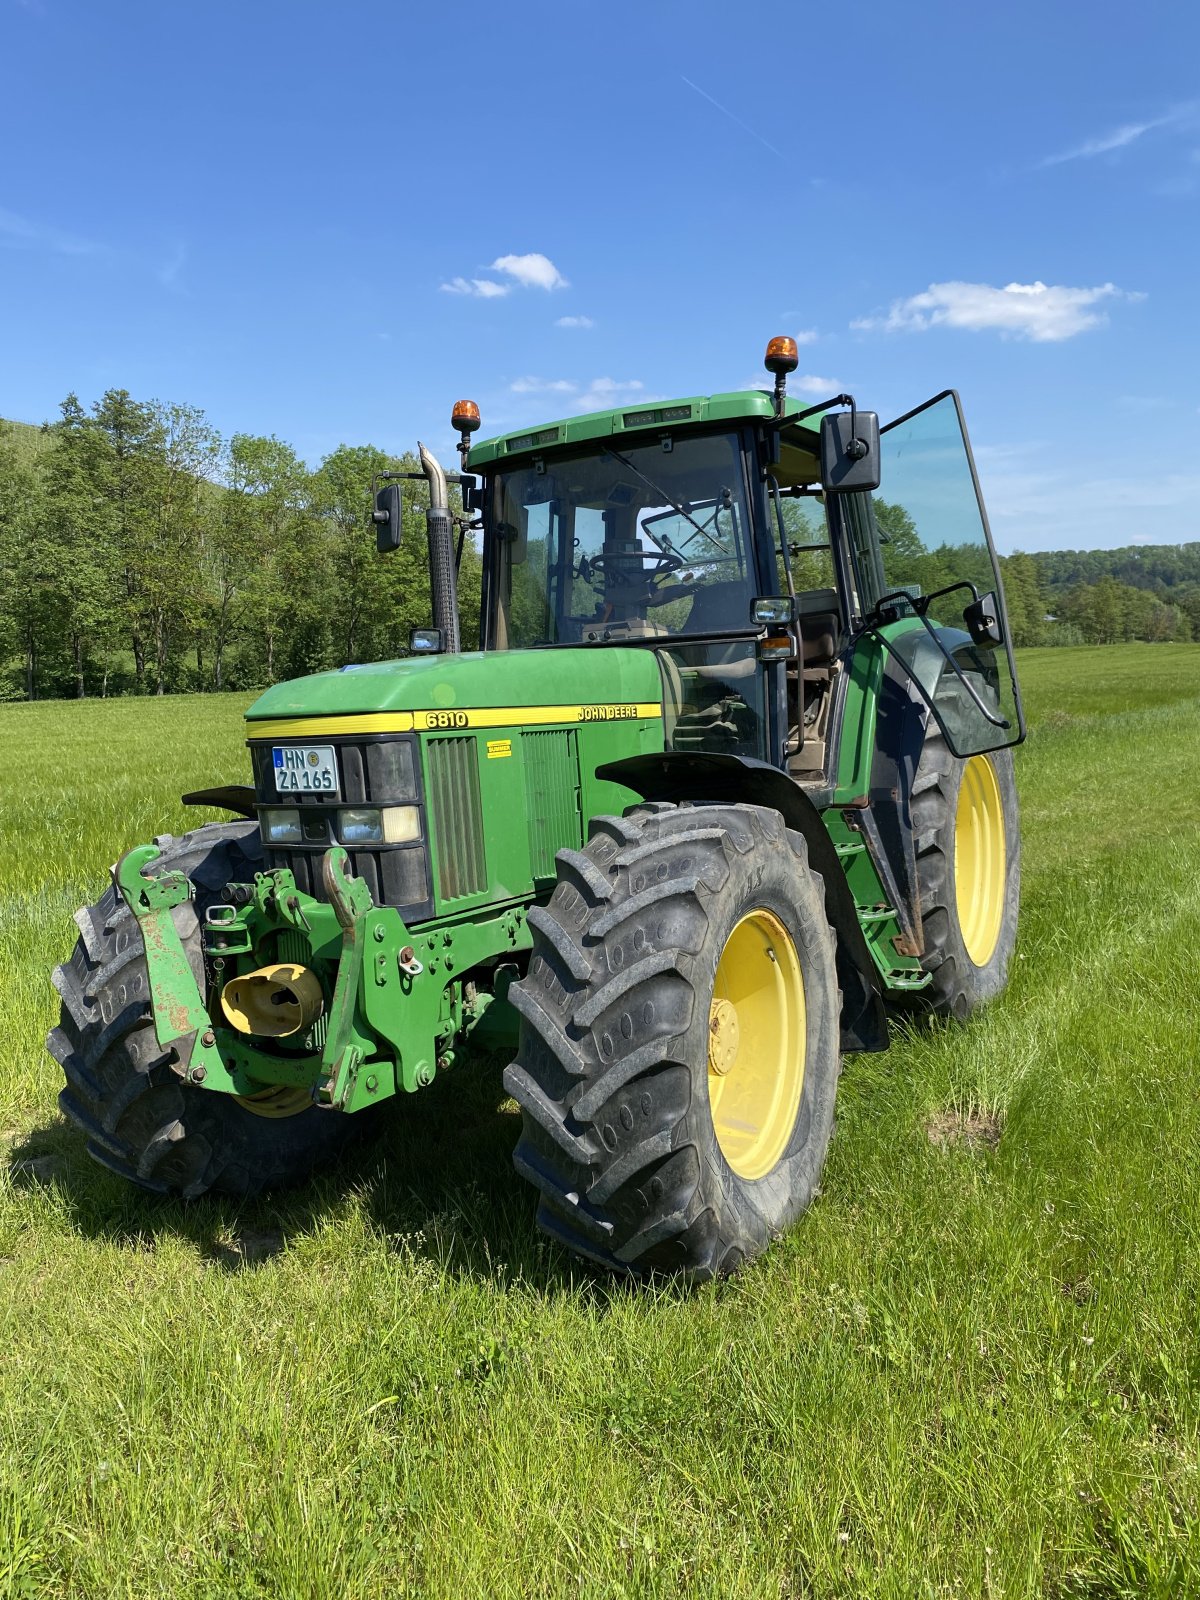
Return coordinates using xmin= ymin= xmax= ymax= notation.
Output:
xmin=838 ymin=391 xmax=1026 ymax=757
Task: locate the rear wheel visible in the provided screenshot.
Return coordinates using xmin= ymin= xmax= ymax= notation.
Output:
xmin=503 ymin=802 xmax=841 ymax=1279
xmin=49 ymin=821 xmax=376 ymax=1198
xmin=908 ymin=731 xmax=1021 ymax=1020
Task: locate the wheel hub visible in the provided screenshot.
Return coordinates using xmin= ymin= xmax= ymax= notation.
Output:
xmin=706 ymin=909 xmax=806 ymax=1182
xmin=954 ymin=755 xmax=1007 ymax=968
xmin=707 ymin=998 xmax=740 ymax=1075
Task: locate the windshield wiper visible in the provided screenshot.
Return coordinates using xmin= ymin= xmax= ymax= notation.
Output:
xmin=601 ymin=444 xmax=724 ymax=554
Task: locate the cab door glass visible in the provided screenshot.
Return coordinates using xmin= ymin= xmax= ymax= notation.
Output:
xmin=656 ymin=639 xmax=766 ymax=760
xmin=876 ymin=391 xmax=1025 ymax=756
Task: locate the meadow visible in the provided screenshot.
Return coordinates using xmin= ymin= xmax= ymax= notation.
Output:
xmin=1 ymin=643 xmax=1198 ymax=1599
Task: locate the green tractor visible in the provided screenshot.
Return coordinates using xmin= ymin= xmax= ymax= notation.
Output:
xmin=50 ymin=337 xmax=1024 ymax=1278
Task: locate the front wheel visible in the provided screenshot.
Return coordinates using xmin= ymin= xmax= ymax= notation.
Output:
xmin=49 ymin=822 xmax=377 ymax=1198
xmin=907 ymin=733 xmax=1021 ymax=1020
xmin=503 ymin=802 xmax=841 ymax=1279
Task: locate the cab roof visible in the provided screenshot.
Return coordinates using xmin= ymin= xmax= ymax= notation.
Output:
xmin=467 ymin=387 xmax=824 ymax=486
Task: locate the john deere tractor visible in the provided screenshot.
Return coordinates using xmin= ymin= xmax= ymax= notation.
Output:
xmin=50 ymin=337 xmax=1024 ymax=1278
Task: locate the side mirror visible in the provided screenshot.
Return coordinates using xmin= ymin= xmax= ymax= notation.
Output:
xmin=373 ymin=483 xmax=403 ymax=552
xmin=964 ymin=591 xmax=1004 ymax=649
xmin=751 ymin=595 xmax=796 ymax=625
xmin=751 ymin=595 xmax=797 ymax=659
xmin=410 ymin=627 xmax=443 ymax=655
xmin=820 ymin=410 xmax=881 ymax=494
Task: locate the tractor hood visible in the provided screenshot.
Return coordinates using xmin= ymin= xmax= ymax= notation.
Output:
xmin=244 ymin=647 xmax=664 ymax=723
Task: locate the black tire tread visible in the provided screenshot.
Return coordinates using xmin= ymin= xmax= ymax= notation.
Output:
xmin=504 ymin=803 xmax=839 ymax=1280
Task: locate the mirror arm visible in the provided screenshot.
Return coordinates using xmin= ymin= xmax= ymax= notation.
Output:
xmin=770 ymin=393 xmax=856 ymax=431
xmin=918 ymin=579 xmax=981 ymax=613
xmin=866 ymin=581 xmax=981 ymax=627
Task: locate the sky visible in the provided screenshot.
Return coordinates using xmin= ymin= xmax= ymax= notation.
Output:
xmin=1 ymin=0 xmax=1198 ymax=552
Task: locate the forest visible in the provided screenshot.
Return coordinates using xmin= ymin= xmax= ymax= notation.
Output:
xmin=0 ymin=396 xmax=481 ymax=701
xmin=0 ymin=392 xmax=1194 ymax=701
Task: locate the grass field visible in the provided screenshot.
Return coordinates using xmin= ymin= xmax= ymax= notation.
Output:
xmin=1 ymin=644 xmax=1198 ymax=1599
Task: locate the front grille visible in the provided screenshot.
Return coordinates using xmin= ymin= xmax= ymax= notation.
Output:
xmin=426 ymin=735 xmax=487 ymax=901
xmin=247 ymin=733 xmax=432 ymax=921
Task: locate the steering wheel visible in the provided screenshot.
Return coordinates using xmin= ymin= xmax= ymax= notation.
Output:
xmin=589 ymin=549 xmax=685 ymax=583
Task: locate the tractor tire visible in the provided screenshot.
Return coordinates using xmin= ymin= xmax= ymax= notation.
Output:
xmin=49 ymin=820 xmax=375 ymax=1198
xmin=503 ymin=802 xmax=841 ymax=1280
xmin=907 ymin=730 xmax=1021 ymax=1021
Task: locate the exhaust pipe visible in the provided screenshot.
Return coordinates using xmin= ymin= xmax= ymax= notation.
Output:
xmin=418 ymin=440 xmax=460 ymax=654
xmin=220 ymin=963 xmax=324 ymax=1038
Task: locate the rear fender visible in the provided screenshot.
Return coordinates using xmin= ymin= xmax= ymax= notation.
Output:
xmin=596 ymin=751 xmax=888 ymax=1053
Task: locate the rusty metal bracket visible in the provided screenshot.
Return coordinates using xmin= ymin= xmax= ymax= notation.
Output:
xmin=315 ymin=847 xmax=376 ymax=1108
xmin=114 ymin=846 xmax=210 ymax=1046
xmin=112 ymin=845 xmax=230 ymax=1086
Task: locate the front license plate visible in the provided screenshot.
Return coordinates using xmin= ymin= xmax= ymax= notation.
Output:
xmin=273 ymin=744 xmax=339 ymax=795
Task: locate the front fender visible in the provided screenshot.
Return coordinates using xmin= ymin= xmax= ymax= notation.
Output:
xmin=596 ymin=751 xmax=888 ymax=1053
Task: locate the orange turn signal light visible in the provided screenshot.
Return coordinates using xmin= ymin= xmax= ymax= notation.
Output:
xmin=451 ymin=399 xmax=481 ymax=434
xmin=764 ymin=335 xmax=799 ymax=375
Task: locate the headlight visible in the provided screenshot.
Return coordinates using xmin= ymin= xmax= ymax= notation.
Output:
xmin=262 ymin=807 xmax=302 ymax=844
xmin=338 ymin=808 xmax=382 ymax=844
xmin=381 ymin=805 xmax=421 ymax=844
xmin=338 ymin=805 xmax=422 ymax=845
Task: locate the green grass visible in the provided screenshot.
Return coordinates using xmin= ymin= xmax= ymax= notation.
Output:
xmin=1 ymin=644 xmax=1198 ymax=1599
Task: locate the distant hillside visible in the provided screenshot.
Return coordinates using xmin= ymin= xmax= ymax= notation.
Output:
xmin=0 ymin=416 xmax=53 ymax=466
xmin=1031 ymin=542 xmax=1200 ymax=597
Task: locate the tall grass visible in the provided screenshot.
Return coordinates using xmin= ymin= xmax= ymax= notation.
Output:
xmin=1 ymin=644 xmax=1197 ymax=1598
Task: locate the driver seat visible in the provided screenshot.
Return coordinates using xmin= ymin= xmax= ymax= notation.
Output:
xmin=683 ymin=581 xmax=757 ymax=680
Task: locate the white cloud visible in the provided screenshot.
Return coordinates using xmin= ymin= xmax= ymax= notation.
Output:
xmin=440 ymin=251 xmax=568 ymax=299
xmin=1040 ymin=103 xmax=1196 ymax=166
xmin=570 ymin=378 xmax=645 ymax=413
xmin=851 ymin=280 xmax=1143 ymax=342
xmin=972 ymin=445 xmax=1200 ymax=550
xmin=510 ymin=377 xmax=578 ymax=395
xmin=0 ymin=205 xmax=103 ymax=257
xmin=793 ymin=374 xmax=840 ymax=395
xmin=491 ymin=252 xmax=568 ymax=291
xmin=555 ymin=315 xmax=594 ymax=329
xmin=506 ymin=375 xmax=653 ymax=415
xmin=440 ymin=275 xmax=510 ymax=299
xmin=157 ymin=241 xmax=187 ymax=289
xmin=795 ymin=328 xmax=819 ymax=345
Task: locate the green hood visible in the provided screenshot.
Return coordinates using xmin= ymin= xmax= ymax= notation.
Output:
xmin=244 ymin=647 xmax=664 ymax=721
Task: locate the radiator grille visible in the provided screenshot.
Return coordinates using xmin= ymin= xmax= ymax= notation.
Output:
xmin=523 ymin=728 xmax=583 ymax=882
xmin=427 ymin=736 xmax=487 ymax=900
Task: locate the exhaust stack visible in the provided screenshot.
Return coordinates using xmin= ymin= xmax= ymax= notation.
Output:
xmin=418 ymin=441 xmax=460 ymax=654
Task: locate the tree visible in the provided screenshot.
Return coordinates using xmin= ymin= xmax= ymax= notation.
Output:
xmin=41 ymin=396 xmax=123 ymax=695
xmin=0 ymin=424 xmax=55 ymax=697
xmin=998 ymin=551 xmax=1047 ymax=647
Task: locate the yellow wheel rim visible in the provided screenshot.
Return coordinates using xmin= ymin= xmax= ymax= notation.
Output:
xmin=233 ymin=1086 xmax=313 ymax=1120
xmin=954 ymin=755 xmax=1007 ymax=968
xmin=707 ymin=909 xmax=806 ymax=1182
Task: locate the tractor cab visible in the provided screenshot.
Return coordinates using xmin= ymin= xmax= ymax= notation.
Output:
xmin=466 ymin=338 xmax=1025 ymax=784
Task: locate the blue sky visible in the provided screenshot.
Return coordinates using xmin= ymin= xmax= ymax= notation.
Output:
xmin=2 ymin=0 xmax=1198 ymax=551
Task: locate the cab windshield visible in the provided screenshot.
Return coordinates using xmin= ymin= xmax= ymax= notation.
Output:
xmin=490 ymin=431 xmax=756 ymax=648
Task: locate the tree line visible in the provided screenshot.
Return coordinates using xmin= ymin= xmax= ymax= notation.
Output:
xmin=869 ymin=500 xmax=1197 ymax=648
xmin=0 ymin=393 xmax=482 ymax=701
xmin=1 ymin=394 xmax=1195 ymax=701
